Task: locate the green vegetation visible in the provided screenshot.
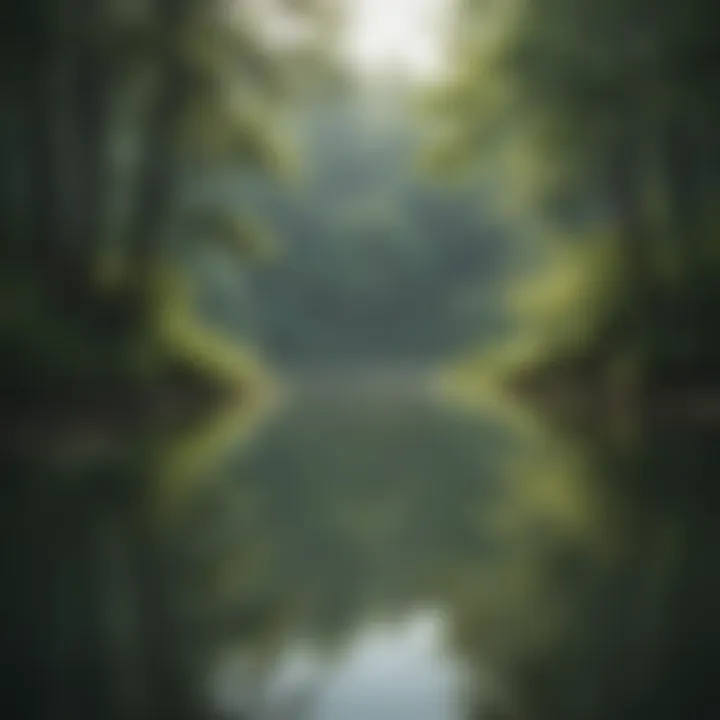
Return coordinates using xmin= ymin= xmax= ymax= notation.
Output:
xmin=443 ymin=0 xmax=720 ymax=407
xmin=1 ymin=0 xmax=294 ymax=443
xmin=5 ymin=2 xmax=720 ymax=719
xmin=0 ymin=2 xmax=313 ymax=719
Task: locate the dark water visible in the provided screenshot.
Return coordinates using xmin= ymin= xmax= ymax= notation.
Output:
xmin=202 ymin=375 xmax=720 ymax=720
xmin=3 ymin=374 xmax=720 ymax=720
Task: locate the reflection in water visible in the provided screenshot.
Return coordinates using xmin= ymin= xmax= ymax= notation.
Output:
xmin=212 ymin=610 xmax=466 ymax=720
xmin=312 ymin=610 xmax=465 ymax=720
xmin=451 ymin=415 xmax=720 ymax=720
xmin=4 ymin=372 xmax=720 ymax=720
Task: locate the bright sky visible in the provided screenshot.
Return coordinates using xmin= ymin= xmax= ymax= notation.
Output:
xmin=341 ymin=0 xmax=453 ymax=81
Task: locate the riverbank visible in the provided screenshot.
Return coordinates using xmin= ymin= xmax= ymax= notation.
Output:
xmin=3 ymin=294 xmax=270 ymax=469
xmin=448 ymin=342 xmax=720 ymax=433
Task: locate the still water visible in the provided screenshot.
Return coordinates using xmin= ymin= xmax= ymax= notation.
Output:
xmin=214 ymin=609 xmax=469 ymax=719
xmin=199 ymin=371 xmax=720 ymax=720
xmin=207 ymin=371 xmax=513 ymax=718
xmin=5 ymin=370 xmax=720 ymax=720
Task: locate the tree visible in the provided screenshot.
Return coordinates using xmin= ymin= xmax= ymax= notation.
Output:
xmin=0 ymin=3 xmax=319 ymax=719
xmin=441 ymin=0 xmax=720 ymax=391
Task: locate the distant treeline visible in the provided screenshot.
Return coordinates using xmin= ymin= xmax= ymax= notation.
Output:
xmin=191 ymin=95 xmax=532 ymax=366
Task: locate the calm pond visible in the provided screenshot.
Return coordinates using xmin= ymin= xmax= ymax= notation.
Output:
xmin=202 ymin=369 xmax=720 ymax=720
xmin=5 ymin=369 xmax=720 ymax=720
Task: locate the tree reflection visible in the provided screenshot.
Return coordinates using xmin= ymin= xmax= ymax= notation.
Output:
xmin=452 ymin=411 xmax=720 ymax=720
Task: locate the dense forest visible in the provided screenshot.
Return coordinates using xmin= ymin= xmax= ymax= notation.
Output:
xmin=445 ymin=0 xmax=720 ymax=410
xmin=1 ymin=0 xmax=300 ymax=448
xmin=3 ymin=0 xmax=720 ymax=719
xmin=1 ymin=2 xmax=315 ymax=719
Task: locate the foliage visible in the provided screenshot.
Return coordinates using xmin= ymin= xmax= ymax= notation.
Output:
xmin=444 ymin=0 xmax=720 ymax=397
xmin=0 ymin=2 xmax=318 ymax=719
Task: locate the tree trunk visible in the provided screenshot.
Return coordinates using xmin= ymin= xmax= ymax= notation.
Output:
xmin=662 ymin=111 xmax=700 ymax=283
xmin=606 ymin=116 xmax=658 ymax=390
xmin=127 ymin=0 xmax=193 ymax=291
xmin=73 ymin=0 xmax=110 ymax=285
